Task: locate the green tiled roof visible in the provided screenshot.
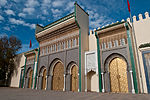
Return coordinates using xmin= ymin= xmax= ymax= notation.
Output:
xmin=96 ymin=21 xmax=126 ymax=32
xmin=44 ymin=12 xmax=75 ymax=29
xmin=36 ymin=12 xmax=75 ymax=34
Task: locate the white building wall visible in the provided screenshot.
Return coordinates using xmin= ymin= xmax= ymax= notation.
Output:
xmin=10 ymin=53 xmax=25 ymax=87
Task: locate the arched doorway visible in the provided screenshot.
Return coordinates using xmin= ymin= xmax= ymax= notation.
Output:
xmin=71 ymin=65 xmax=78 ymax=92
xmin=41 ymin=69 xmax=47 ymax=90
xmin=87 ymin=71 xmax=98 ymax=92
xmin=52 ymin=61 xmax=64 ymax=91
xmin=28 ymin=69 xmax=33 ymax=88
xmin=109 ymin=57 xmax=128 ymax=93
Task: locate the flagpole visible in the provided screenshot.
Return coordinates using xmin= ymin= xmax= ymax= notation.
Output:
xmin=129 ymin=10 xmax=144 ymax=93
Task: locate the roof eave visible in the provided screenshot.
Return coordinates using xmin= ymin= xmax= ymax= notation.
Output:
xmin=96 ymin=21 xmax=126 ymax=34
xmin=35 ymin=17 xmax=76 ymax=38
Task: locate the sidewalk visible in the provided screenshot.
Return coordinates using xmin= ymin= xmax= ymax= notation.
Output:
xmin=0 ymin=87 xmax=149 ymax=100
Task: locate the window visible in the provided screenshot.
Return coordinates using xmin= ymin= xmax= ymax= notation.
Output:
xmin=62 ymin=41 xmax=66 ymax=49
xmin=62 ymin=42 xmax=64 ymax=49
xmin=73 ymin=38 xmax=76 ymax=47
xmin=108 ymin=41 xmax=112 ymax=48
xmin=114 ymin=40 xmax=118 ymax=47
xmin=57 ymin=43 xmax=60 ymax=51
xmin=107 ymin=42 xmax=110 ymax=49
xmin=60 ymin=42 xmax=62 ymax=50
xmin=46 ymin=47 xmax=48 ymax=54
xmin=104 ymin=43 xmax=106 ymax=49
xmin=47 ymin=46 xmax=49 ymax=53
xmin=50 ymin=46 xmax=52 ymax=52
xmin=110 ymin=41 xmax=112 ymax=48
xmin=120 ymin=38 xmax=125 ymax=45
xmin=49 ymin=46 xmax=50 ymax=53
xmin=101 ymin=43 xmax=104 ymax=50
xmin=52 ymin=45 xmax=54 ymax=52
xmin=68 ymin=40 xmax=71 ymax=48
xmin=66 ymin=41 xmax=68 ymax=48
xmin=54 ymin=44 xmax=56 ymax=51
xmin=42 ymin=48 xmax=44 ymax=55
xmin=113 ymin=41 xmax=116 ymax=47
xmin=62 ymin=42 xmax=65 ymax=49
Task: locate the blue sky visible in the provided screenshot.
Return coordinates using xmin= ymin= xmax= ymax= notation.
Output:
xmin=0 ymin=0 xmax=150 ymax=53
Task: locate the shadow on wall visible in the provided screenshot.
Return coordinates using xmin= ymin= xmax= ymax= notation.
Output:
xmin=0 ymin=54 xmax=22 ymax=87
xmin=8 ymin=54 xmax=23 ymax=86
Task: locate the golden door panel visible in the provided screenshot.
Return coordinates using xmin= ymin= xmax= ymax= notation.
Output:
xmin=52 ymin=62 xmax=64 ymax=91
xmin=109 ymin=58 xmax=128 ymax=93
xmin=117 ymin=58 xmax=129 ymax=93
xmin=71 ymin=65 xmax=78 ymax=91
xmin=109 ymin=59 xmax=120 ymax=93
xmin=28 ymin=70 xmax=33 ymax=88
xmin=42 ymin=69 xmax=46 ymax=90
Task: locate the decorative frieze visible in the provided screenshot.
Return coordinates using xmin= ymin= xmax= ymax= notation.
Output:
xmin=100 ymin=33 xmax=127 ymax=50
xmin=26 ymin=58 xmax=34 ymax=65
xmin=40 ymin=32 xmax=79 ymax=47
xmin=40 ymin=35 xmax=79 ymax=56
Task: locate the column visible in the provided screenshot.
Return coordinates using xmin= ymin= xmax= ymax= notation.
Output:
xmin=104 ymin=72 xmax=110 ymax=92
xmin=78 ymin=73 xmax=80 ymax=92
xmin=47 ymin=75 xmax=52 ymax=90
xmin=23 ymin=77 xmax=26 ymax=88
xmin=38 ymin=76 xmax=42 ymax=89
xmin=63 ymin=74 xmax=66 ymax=91
xmin=36 ymin=76 xmax=38 ymax=89
xmin=25 ymin=77 xmax=28 ymax=88
xmin=97 ymin=74 xmax=99 ymax=92
xmin=101 ymin=72 xmax=105 ymax=92
xmin=130 ymin=70 xmax=135 ymax=94
xmin=45 ymin=75 xmax=48 ymax=90
xmin=32 ymin=77 xmax=35 ymax=89
xmin=85 ymin=74 xmax=87 ymax=92
xmin=77 ymin=36 xmax=79 ymax=46
xmin=65 ymin=74 xmax=71 ymax=91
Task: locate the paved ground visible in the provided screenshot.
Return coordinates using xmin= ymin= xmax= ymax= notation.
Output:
xmin=0 ymin=87 xmax=150 ymax=100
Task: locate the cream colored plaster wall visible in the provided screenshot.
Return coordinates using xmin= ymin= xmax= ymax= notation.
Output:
xmin=89 ymin=30 xmax=97 ymax=51
xmin=132 ymin=12 xmax=150 ymax=93
xmin=91 ymin=73 xmax=98 ymax=92
xmin=133 ymin=13 xmax=150 ymax=46
xmin=10 ymin=53 xmax=25 ymax=87
xmin=76 ymin=4 xmax=89 ymax=91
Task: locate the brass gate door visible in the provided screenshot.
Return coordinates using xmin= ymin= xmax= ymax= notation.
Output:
xmin=28 ymin=70 xmax=33 ymax=88
xmin=42 ymin=69 xmax=46 ymax=90
xmin=71 ymin=65 xmax=78 ymax=91
xmin=109 ymin=58 xmax=128 ymax=93
xmin=52 ymin=62 xmax=64 ymax=91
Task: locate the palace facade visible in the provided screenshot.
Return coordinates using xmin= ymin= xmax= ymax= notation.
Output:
xmin=10 ymin=2 xmax=150 ymax=94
